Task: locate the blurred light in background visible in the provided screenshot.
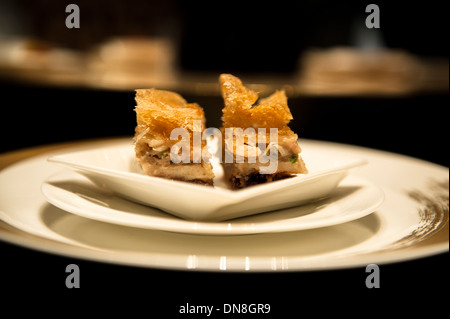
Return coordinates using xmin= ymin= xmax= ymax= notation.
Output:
xmin=0 ymin=0 xmax=447 ymax=95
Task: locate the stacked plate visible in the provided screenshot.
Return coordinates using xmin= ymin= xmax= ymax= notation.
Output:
xmin=0 ymin=138 xmax=448 ymax=271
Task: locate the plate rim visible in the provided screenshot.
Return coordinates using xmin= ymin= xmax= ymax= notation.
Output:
xmin=0 ymin=221 xmax=447 ymax=272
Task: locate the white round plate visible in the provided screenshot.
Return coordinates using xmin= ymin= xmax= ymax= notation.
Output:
xmin=41 ymin=169 xmax=384 ymax=235
xmin=0 ymin=138 xmax=448 ymax=271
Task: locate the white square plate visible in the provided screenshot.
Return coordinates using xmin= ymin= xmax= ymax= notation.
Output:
xmin=46 ymin=140 xmax=369 ymax=221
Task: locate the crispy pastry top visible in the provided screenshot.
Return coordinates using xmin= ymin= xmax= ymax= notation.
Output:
xmin=219 ymin=74 xmax=294 ymax=129
xmin=135 ymin=88 xmax=205 ymax=139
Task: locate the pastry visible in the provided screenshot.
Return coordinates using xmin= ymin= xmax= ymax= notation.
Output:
xmin=219 ymin=74 xmax=307 ymax=189
xmin=134 ymin=88 xmax=214 ymax=185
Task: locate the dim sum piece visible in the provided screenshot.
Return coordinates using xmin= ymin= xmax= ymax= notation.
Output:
xmin=134 ymin=89 xmax=214 ymax=185
xmin=219 ymin=74 xmax=308 ymax=189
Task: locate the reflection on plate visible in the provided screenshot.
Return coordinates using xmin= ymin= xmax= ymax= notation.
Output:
xmin=41 ymin=171 xmax=384 ymax=235
xmin=47 ymin=141 xmax=367 ymax=221
xmin=40 ymin=207 xmax=381 ymax=268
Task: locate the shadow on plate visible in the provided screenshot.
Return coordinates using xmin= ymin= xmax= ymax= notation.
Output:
xmin=45 ymin=179 xmax=179 ymax=219
xmin=228 ymin=185 xmax=362 ymax=223
xmin=45 ymin=179 xmax=363 ymax=224
xmin=40 ymin=202 xmax=382 ymax=257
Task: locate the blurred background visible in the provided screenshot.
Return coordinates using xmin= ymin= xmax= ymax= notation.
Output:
xmin=0 ymin=0 xmax=448 ymax=166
